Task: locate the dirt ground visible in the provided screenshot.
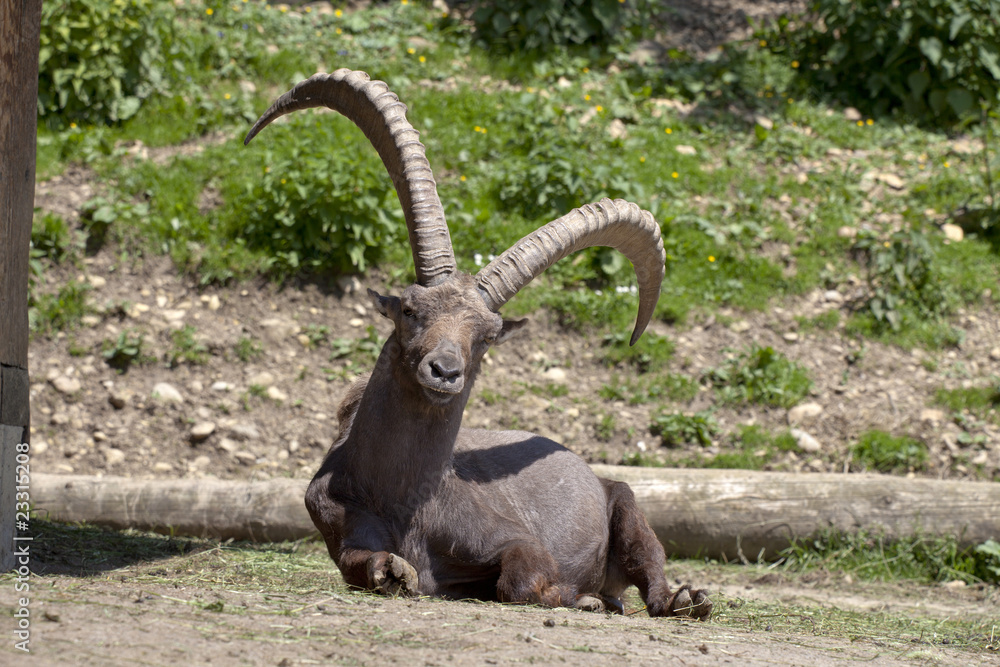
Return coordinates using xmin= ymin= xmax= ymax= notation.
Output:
xmin=8 ymin=0 xmax=1000 ymax=664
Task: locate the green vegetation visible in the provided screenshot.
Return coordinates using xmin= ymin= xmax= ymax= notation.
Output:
xmin=29 ymin=282 xmax=91 ymax=335
xmin=234 ymin=335 xmax=263 ymax=363
xmin=649 ymin=409 xmax=718 ymax=447
xmin=600 ymin=372 xmax=698 ymax=404
xmin=704 ymin=345 xmax=813 ymax=408
xmin=934 ymin=382 xmax=1000 ymax=422
xmin=850 ymin=430 xmax=928 ymax=473
xmin=782 ymin=529 xmax=1000 ymax=586
xmin=169 ymin=325 xmax=209 ymax=367
xmin=102 ymin=330 xmax=148 ymax=372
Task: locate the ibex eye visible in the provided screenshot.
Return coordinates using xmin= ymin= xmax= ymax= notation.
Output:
xmin=483 ymin=337 xmax=494 ymax=346
xmin=402 ymin=307 xmax=414 ymax=317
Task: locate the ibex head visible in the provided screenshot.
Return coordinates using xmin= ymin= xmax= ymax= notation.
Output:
xmin=245 ymin=70 xmax=666 ymax=407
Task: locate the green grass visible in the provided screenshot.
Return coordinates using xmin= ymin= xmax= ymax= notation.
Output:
xmin=850 ymin=430 xmax=928 ymax=473
xmin=704 ymin=345 xmax=813 ymax=409
xmin=934 ymin=383 xmax=1000 ymax=423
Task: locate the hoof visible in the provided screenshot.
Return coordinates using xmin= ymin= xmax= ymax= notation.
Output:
xmin=574 ymin=595 xmax=605 ymax=613
xmin=666 ymin=585 xmax=712 ymax=621
xmin=373 ymin=553 xmax=419 ymax=597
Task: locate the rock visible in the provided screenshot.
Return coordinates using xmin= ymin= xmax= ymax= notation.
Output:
xmin=189 ymin=422 xmax=217 ymax=442
xmin=941 ymin=223 xmax=964 ymax=242
xmin=920 ymin=408 xmax=946 ymax=424
xmin=989 ymin=347 xmax=1000 ymax=361
xmin=941 ymin=580 xmax=966 ymax=590
xmin=874 ymin=172 xmax=905 ymax=190
xmin=675 ymin=145 xmax=697 ymax=156
xmin=788 ymin=403 xmax=824 ymax=425
xmin=104 ymin=448 xmax=126 ymax=466
xmin=207 ymin=294 xmax=221 ymax=311
xmin=266 ymin=386 xmax=288 ymax=402
xmin=541 ymin=367 xmax=567 ymax=383
xmin=823 ymin=290 xmax=843 ymax=304
xmin=189 ymin=380 xmax=204 ymax=394
xmin=234 ymin=451 xmax=258 ymax=465
xmin=32 ymin=439 xmax=49 ymax=455
xmin=217 ymin=438 xmax=238 ymax=453
xmin=239 ymin=79 xmax=257 ymax=95
xmin=211 ymin=381 xmax=232 ymax=392
xmin=93 ymin=431 xmax=108 ymax=442
xmin=191 ymin=455 xmax=211 ymax=470
xmin=151 ymin=382 xmax=183 ymax=404
xmin=730 ymin=320 xmax=751 ymax=333
xmin=349 ymin=318 xmax=365 ymax=327
xmin=81 ymin=315 xmax=101 ymax=327
xmin=556 ymin=76 xmax=572 ymax=89
xmin=607 ymin=119 xmax=628 ymax=140
xmin=248 ymin=371 xmax=275 ymax=387
xmin=50 ymin=375 xmax=81 ymax=395
xmin=844 ymin=107 xmax=862 ymax=121
xmin=782 ymin=332 xmax=799 ymax=343
xmin=229 ymin=422 xmax=261 ymax=441
xmin=162 ymin=309 xmax=186 ymax=322
xmin=337 ymin=275 xmax=363 ymax=295
xmin=790 ymin=428 xmax=822 ymax=453
xmin=50 ymin=412 xmax=69 ymax=425
xmin=108 ymin=388 xmax=130 ymax=410
xmin=627 ymin=40 xmax=664 ymax=66
xmin=837 ymin=226 xmax=857 ymax=239
xmin=755 ymin=116 xmax=773 ymax=130
xmin=153 ymin=462 xmax=174 ymax=473
xmin=259 ymin=317 xmax=300 ymax=343
xmin=86 ymin=275 xmax=107 ymax=289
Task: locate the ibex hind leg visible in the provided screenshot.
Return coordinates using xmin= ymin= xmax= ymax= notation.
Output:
xmin=600 ymin=479 xmax=712 ymax=620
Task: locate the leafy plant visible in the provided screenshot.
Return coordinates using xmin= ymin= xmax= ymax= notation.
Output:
xmin=934 ymin=383 xmax=1000 ymax=422
xmin=850 ymin=430 xmax=928 ymax=473
xmin=29 ymin=282 xmax=91 ymax=335
xmin=851 ymin=228 xmax=953 ymax=332
xmin=329 ymin=326 xmax=384 ymax=365
xmin=704 ymin=345 xmax=813 ymax=408
xmin=649 ymin=410 xmax=719 ymax=447
xmin=599 ymin=373 xmax=697 ymax=404
xmin=31 ymin=211 xmax=79 ymax=262
xmin=226 ymin=114 xmax=404 ymax=276
xmin=765 ymin=0 xmax=1000 ymax=125
xmin=234 ymin=336 xmax=263 ymax=363
xmin=102 ymin=330 xmax=147 ymax=373
xmin=38 ymin=0 xmax=176 ymax=125
xmin=169 ymin=325 xmax=209 ymax=367
xmin=596 ymin=413 xmax=616 ymax=442
xmin=472 ymin=0 xmax=626 ymax=52
xmin=601 ymin=331 xmax=675 ymax=373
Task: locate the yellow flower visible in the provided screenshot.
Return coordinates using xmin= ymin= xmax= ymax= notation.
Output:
xmin=639 ymin=156 xmax=646 ymax=163
xmin=595 ymin=105 xmax=603 ymax=112
xmin=788 ymin=98 xmax=794 ymax=103
xmin=335 ymin=27 xmax=342 ymax=34
xmin=665 ymin=127 xmax=672 ymax=134
xmin=671 ymin=171 xmax=679 ymax=179
xmin=526 ymin=86 xmax=535 ymax=93
xmin=944 ymin=161 xmax=950 ymax=168
xmin=335 ymin=8 xmax=342 ymax=17
xmin=582 ymin=67 xmax=589 ymax=73
xmin=460 ymin=175 xmax=466 ymax=182
xmin=264 ymin=167 xmax=270 ymax=173
xmin=474 ymin=125 xmax=481 ymax=132
xmin=281 ymin=6 xmax=287 ymax=13
xmin=224 ymin=93 xmax=231 ymax=100
xmin=281 ymin=178 xmax=287 ymax=184
xmin=883 ymin=241 xmax=890 ymax=248
xmin=69 ymin=122 xmax=77 ymax=129
xmin=419 ymin=55 xmax=426 ymax=63
xmin=401 ymin=0 xmax=408 ymax=4
xmin=856 ymin=120 xmax=864 ymax=126
xmin=407 ymin=47 xmax=415 ymax=55
xmin=791 ymin=60 xmax=799 ymax=68
xmin=866 ymin=118 xmax=873 ymax=125
xmin=305 ymin=6 xmax=311 ymax=12
xmin=206 ymin=7 xmax=213 ymax=15
xmin=759 ymin=39 xmax=767 ymax=47
xmin=708 ymin=255 xmax=715 ymax=262
xmin=584 ymin=94 xmax=591 ymax=101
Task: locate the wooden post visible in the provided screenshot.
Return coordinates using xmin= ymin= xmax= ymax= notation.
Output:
xmin=0 ymin=0 xmax=42 ymax=572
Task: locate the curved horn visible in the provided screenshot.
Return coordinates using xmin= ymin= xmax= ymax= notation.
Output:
xmin=476 ymin=198 xmax=665 ymax=346
xmin=244 ymin=69 xmax=455 ymax=286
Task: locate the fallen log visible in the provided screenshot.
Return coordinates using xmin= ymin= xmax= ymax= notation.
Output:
xmin=32 ymin=468 xmax=1000 ymax=560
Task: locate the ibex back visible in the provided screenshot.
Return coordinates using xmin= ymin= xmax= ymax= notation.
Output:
xmin=245 ymin=69 xmax=711 ymax=618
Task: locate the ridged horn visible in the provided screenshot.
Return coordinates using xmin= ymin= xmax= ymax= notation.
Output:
xmin=244 ymin=69 xmax=456 ymax=286
xmin=476 ymin=198 xmax=665 ymax=346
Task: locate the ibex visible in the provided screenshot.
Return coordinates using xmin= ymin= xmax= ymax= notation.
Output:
xmin=245 ymin=69 xmax=711 ymax=619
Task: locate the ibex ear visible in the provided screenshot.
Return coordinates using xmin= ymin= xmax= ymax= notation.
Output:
xmin=495 ymin=318 xmax=528 ymax=346
xmin=368 ymin=288 xmax=400 ymax=320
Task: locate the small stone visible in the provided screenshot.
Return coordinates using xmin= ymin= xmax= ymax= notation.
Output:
xmin=211 ymin=381 xmax=232 ymax=392
xmin=50 ymin=375 xmax=81 ymax=395
xmin=556 ymin=76 xmax=572 ymax=89
xmin=249 ymin=371 xmax=275 ymax=387
xmin=51 ymin=412 xmax=69 ymax=425
xmin=229 ymin=422 xmax=261 ymax=441
xmin=730 ymin=320 xmax=751 ymax=333
xmin=941 ymin=223 xmax=964 ymax=242
xmin=790 ymin=428 xmax=822 ymax=453
xmin=920 ymin=408 xmax=946 ymax=424
xmin=86 ymin=275 xmax=107 ymax=289
xmin=191 ymin=455 xmax=211 ymax=470
xmin=844 ymin=107 xmax=862 ymax=121
xmin=162 ymin=309 xmax=186 ymax=322
xmin=108 ymin=389 xmax=130 ymax=410
xmin=266 ymin=386 xmax=288 ymax=402
xmin=823 ymin=290 xmax=843 ymax=304
xmin=259 ymin=317 xmax=300 ymax=343
xmin=782 ymin=332 xmax=799 ymax=343
xmin=875 ymin=172 xmax=905 ymax=190
xmin=675 ymin=144 xmax=697 ymax=156
xmin=190 ymin=422 xmax=216 ymax=442
xmin=32 ymin=439 xmax=49 ymax=455
xmin=337 ymin=275 xmax=363 ymax=295
xmin=942 ymin=580 xmax=966 ymax=590
xmin=153 ymin=462 xmax=174 ymax=473
xmin=151 ymin=382 xmax=184 ymax=404
xmin=288 ymin=440 xmax=301 ymax=454
xmin=81 ymin=315 xmax=101 ymax=327
xmin=348 ymin=318 xmax=365 ymax=327
xmin=755 ymin=116 xmax=773 ymax=130
xmin=189 ymin=380 xmax=204 ymax=394
xmin=353 ymin=303 xmax=368 ymax=317
xmin=837 ymin=226 xmax=857 ymax=239
xmin=607 ymin=119 xmax=628 ymax=141
xmin=93 ymin=431 xmax=109 ymax=442
xmin=297 ymin=334 xmax=312 ymax=347
xmin=208 ymin=294 xmax=221 ymax=311
xmin=788 ymin=403 xmax=824 ymax=425
xmin=541 ymin=367 xmax=567 ymax=383
xmin=217 ymin=437 xmax=238 ymax=453
xmin=989 ymin=347 xmax=1000 ymax=361
xmin=104 ymin=448 xmax=126 ymax=466
xmin=234 ymin=451 xmax=257 ymax=465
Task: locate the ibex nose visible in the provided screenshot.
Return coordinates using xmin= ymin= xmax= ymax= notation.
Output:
xmin=430 ymin=356 xmax=462 ymax=381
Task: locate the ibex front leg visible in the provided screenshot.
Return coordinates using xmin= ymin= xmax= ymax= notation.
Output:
xmin=495 ymin=539 xmax=570 ymax=607
xmin=339 ymin=548 xmax=420 ymax=597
